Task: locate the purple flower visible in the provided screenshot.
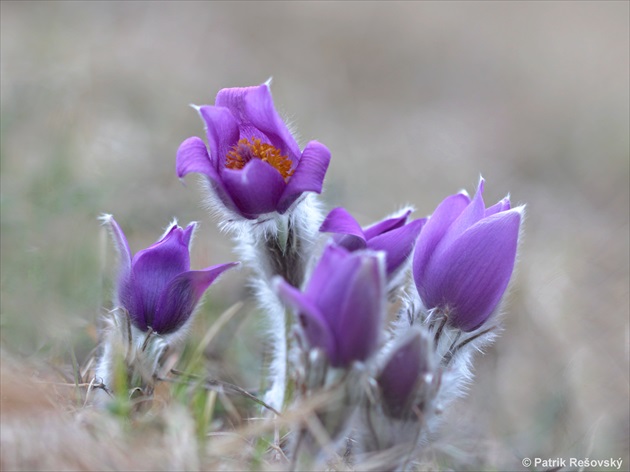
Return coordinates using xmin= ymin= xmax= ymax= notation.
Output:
xmin=274 ymin=245 xmax=385 ymax=368
xmin=176 ymin=82 xmax=331 ymax=220
xmin=412 ymin=178 xmax=523 ymax=331
xmin=377 ymin=331 xmax=431 ymax=418
xmin=102 ymin=215 xmax=238 ymax=335
xmin=320 ymin=207 xmax=426 ymax=277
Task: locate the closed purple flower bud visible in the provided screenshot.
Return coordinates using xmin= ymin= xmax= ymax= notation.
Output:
xmin=320 ymin=207 xmax=426 ymax=277
xmin=101 ymin=215 xmax=238 ymax=335
xmin=377 ymin=330 xmax=432 ymax=418
xmin=176 ymin=81 xmax=332 ymax=220
xmin=413 ymin=178 xmax=523 ymax=331
xmin=274 ymin=245 xmax=385 ymax=368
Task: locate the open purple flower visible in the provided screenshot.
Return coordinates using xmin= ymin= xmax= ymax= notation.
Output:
xmin=274 ymin=245 xmax=385 ymax=368
xmin=320 ymin=207 xmax=426 ymax=277
xmin=101 ymin=215 xmax=238 ymax=335
xmin=377 ymin=330 xmax=431 ymax=418
xmin=176 ymin=82 xmax=331 ymax=220
xmin=413 ymin=178 xmax=523 ymax=331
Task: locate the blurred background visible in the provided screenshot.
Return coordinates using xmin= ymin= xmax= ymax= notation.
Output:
xmin=1 ymin=1 xmax=628 ymax=470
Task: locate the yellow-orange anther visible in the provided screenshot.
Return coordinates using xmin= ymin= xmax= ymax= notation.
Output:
xmin=226 ymin=137 xmax=294 ymax=181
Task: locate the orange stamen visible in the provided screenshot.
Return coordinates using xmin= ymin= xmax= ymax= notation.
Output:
xmin=226 ymin=137 xmax=294 ymax=181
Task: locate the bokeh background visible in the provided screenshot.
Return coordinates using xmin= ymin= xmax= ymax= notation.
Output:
xmin=1 ymin=1 xmax=628 ymax=470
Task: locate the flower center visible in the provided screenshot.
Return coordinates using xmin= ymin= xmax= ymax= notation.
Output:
xmin=225 ymin=137 xmax=294 ymax=181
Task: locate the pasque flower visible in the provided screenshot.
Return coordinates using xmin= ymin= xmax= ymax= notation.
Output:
xmin=274 ymin=245 xmax=385 ymax=368
xmin=320 ymin=207 xmax=426 ymax=277
xmin=413 ymin=179 xmax=523 ymax=331
xmin=102 ymin=215 xmax=238 ymax=334
xmin=176 ymin=81 xmax=331 ymax=220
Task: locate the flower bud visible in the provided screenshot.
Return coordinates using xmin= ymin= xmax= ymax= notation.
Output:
xmin=413 ymin=179 xmax=523 ymax=331
xmin=377 ymin=330 xmax=433 ymax=419
xmin=275 ymin=245 xmax=386 ymax=368
xmin=102 ymin=214 xmax=238 ymax=335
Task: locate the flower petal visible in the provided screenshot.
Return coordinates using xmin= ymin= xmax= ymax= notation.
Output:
xmin=332 ymin=252 xmax=385 ymax=366
xmin=277 ymin=140 xmax=331 ymax=213
xmin=197 ymin=105 xmax=240 ymax=169
xmin=320 ymin=207 xmax=365 ymax=239
xmin=153 ymin=262 xmax=239 ymax=334
xmin=413 ymin=192 xmax=470 ymax=294
xmin=101 ymin=214 xmax=135 ymax=318
xmin=423 ymin=208 xmax=522 ymax=331
xmin=363 ymin=209 xmax=412 ymax=241
xmin=485 ymin=196 xmax=511 ymax=217
xmin=221 ymin=158 xmax=287 ymax=219
xmin=307 ymin=245 xmax=364 ymax=326
xmin=176 ymin=137 xmax=216 ymax=179
xmin=368 ymin=218 xmax=426 ymax=275
xmin=100 ymin=214 xmax=132 ymax=274
xmin=176 ymin=136 xmax=237 ymax=213
xmin=274 ymin=277 xmax=337 ymax=362
xmin=435 ymin=178 xmax=486 ymax=256
xmin=319 ymin=207 xmax=367 ymax=251
xmin=182 ymin=222 xmax=196 ymax=249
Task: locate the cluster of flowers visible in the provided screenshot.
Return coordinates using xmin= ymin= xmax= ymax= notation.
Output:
xmin=97 ymin=81 xmax=523 ymax=467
